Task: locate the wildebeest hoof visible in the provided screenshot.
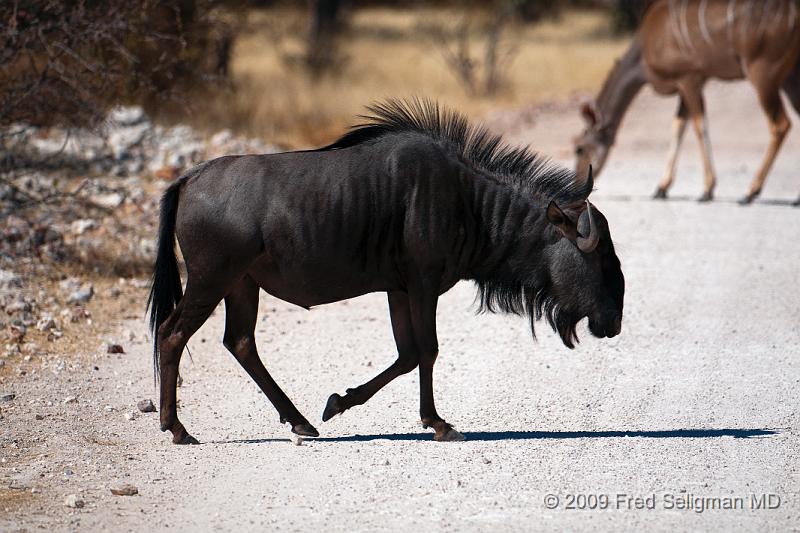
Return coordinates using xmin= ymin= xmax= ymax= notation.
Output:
xmin=174 ymin=433 xmax=199 ymax=445
xmin=322 ymin=393 xmax=344 ymax=422
xmin=434 ymin=427 xmax=465 ymax=442
xmin=697 ymin=191 xmax=713 ymax=203
xmin=292 ymin=422 xmax=319 ymax=437
xmin=653 ymin=187 xmax=667 ymax=200
xmin=793 ymin=197 xmax=800 ymax=207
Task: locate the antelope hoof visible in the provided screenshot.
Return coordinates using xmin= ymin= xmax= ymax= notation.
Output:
xmin=738 ymin=192 xmax=757 ymax=205
xmin=322 ymin=393 xmax=343 ymax=422
xmin=653 ymin=187 xmax=668 ymax=200
xmin=292 ymin=422 xmax=320 ymax=437
xmin=174 ymin=433 xmax=199 ymax=445
xmin=434 ymin=427 xmax=466 ymax=442
xmin=697 ymin=191 xmax=713 ymax=203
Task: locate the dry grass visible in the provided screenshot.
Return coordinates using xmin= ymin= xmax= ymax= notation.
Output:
xmin=179 ymin=7 xmax=628 ymax=148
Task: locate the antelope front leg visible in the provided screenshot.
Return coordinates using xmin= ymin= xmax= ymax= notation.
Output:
xmin=678 ymin=85 xmax=716 ymax=202
xmin=408 ymin=279 xmax=464 ymax=442
xmin=654 ymin=100 xmax=688 ymax=199
xmin=692 ymin=114 xmax=717 ymax=202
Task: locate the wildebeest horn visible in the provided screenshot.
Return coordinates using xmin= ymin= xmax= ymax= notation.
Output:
xmin=584 ymin=164 xmax=594 ymax=191
xmin=576 ymin=201 xmax=599 ymax=253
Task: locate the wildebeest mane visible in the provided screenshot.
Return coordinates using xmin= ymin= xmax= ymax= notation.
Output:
xmin=319 ymin=98 xmax=592 ymax=206
xmin=481 ymin=282 xmax=582 ymax=348
xmin=322 ymin=98 xmax=585 ymax=347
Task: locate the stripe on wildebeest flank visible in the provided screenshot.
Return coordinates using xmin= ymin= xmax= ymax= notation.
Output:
xmin=146 ymin=98 xmax=625 ymax=445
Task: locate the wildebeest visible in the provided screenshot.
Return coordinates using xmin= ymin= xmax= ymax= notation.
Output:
xmin=147 ymin=99 xmax=625 ymax=444
xmin=574 ymin=0 xmax=800 ymax=204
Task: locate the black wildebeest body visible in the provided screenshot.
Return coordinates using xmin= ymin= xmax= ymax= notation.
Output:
xmin=148 ymin=100 xmax=625 ymax=445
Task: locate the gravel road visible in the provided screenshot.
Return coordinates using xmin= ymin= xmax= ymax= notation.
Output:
xmin=2 ymin=82 xmax=799 ymax=532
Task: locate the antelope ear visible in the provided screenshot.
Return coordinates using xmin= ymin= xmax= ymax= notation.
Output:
xmin=546 ymin=201 xmax=578 ymax=240
xmin=580 ymin=102 xmax=598 ymax=127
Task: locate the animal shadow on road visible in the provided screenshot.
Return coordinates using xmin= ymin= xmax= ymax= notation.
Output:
xmin=212 ymin=428 xmax=780 ymax=445
xmin=598 ymin=193 xmax=798 ymax=207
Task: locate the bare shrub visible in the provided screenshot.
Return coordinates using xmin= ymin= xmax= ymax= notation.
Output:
xmin=0 ymin=0 xmax=230 ymax=131
xmin=609 ymin=0 xmax=655 ymax=33
xmin=306 ymin=0 xmax=350 ymax=77
xmin=0 ymin=0 xmax=235 ymax=221
xmin=427 ymin=9 xmax=518 ymax=97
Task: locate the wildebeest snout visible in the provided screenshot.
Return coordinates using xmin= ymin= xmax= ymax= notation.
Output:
xmin=589 ymin=312 xmax=622 ymax=339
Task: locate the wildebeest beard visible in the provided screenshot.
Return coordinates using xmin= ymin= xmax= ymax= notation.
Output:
xmin=475 ymin=279 xmax=581 ymax=349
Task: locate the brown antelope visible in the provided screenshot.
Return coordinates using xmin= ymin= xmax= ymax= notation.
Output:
xmin=574 ymin=0 xmax=800 ymax=204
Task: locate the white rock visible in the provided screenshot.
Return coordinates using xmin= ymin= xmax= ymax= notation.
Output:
xmin=108 ymin=122 xmax=150 ymax=159
xmin=36 ymin=316 xmax=57 ymax=331
xmin=22 ymin=342 xmax=38 ymax=354
xmin=67 ymin=284 xmax=94 ymax=305
xmin=209 ymin=130 xmax=233 ymax=147
xmin=70 ymin=219 xmax=97 ymax=235
xmin=4 ymin=299 xmax=30 ymax=314
xmin=108 ymin=106 xmax=145 ymax=126
xmin=90 ymin=193 xmax=125 ymax=209
xmin=138 ymin=238 xmax=156 ymax=257
xmin=64 ymin=494 xmax=84 ymax=508
xmin=0 ymin=270 xmax=22 ymax=289
xmin=59 ymin=278 xmax=81 ymax=292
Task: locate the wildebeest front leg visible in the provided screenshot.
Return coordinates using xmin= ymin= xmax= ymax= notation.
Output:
xmin=224 ymin=276 xmax=318 ymax=437
xmin=322 ymin=291 xmax=420 ymax=422
xmin=409 ymin=279 xmax=464 ymax=442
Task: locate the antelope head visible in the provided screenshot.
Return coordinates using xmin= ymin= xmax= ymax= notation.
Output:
xmin=573 ymin=102 xmax=612 ymax=180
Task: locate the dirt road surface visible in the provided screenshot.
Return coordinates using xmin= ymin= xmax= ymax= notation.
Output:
xmin=2 ymin=82 xmax=799 ymax=531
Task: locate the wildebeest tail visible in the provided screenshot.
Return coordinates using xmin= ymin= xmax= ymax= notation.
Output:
xmin=146 ymin=178 xmax=184 ymax=383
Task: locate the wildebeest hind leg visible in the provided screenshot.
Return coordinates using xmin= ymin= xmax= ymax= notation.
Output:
xmin=322 ymin=291 xmax=420 ymax=422
xmin=158 ymin=287 xmax=222 ymax=445
xmin=224 ymin=275 xmax=318 ymax=437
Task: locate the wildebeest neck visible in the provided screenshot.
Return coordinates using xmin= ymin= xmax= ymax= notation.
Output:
xmin=463 ymin=174 xmax=550 ymax=280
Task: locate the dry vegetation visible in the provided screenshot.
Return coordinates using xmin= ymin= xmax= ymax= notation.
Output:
xmin=184 ymin=6 xmax=628 ymax=148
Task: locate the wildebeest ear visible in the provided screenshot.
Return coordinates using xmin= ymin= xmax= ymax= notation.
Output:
xmin=546 ymin=201 xmax=578 ymax=239
xmin=580 ymin=102 xmax=598 ymax=127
